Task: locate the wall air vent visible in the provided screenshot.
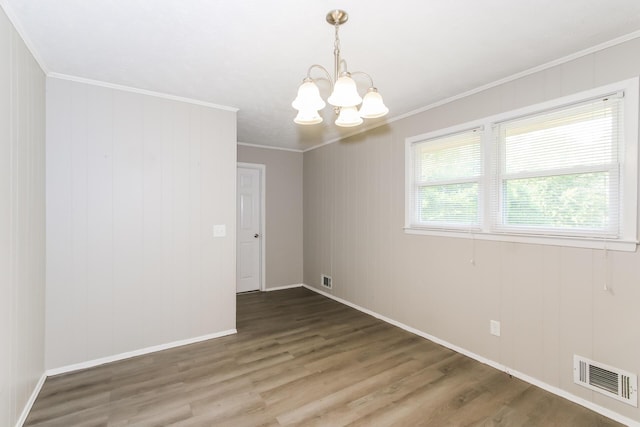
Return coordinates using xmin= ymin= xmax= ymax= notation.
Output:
xmin=573 ymin=355 xmax=637 ymax=407
xmin=321 ymin=274 xmax=332 ymax=289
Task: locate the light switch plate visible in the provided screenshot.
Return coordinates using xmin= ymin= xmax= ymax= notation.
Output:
xmin=213 ymin=224 xmax=226 ymax=237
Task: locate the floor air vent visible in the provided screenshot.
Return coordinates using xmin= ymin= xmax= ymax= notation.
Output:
xmin=574 ymin=355 xmax=637 ymax=407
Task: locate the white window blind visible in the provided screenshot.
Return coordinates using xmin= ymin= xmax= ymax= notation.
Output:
xmin=411 ymin=129 xmax=482 ymax=229
xmin=493 ymin=95 xmax=622 ymax=237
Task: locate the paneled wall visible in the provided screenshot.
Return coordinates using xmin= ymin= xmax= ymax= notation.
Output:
xmin=46 ymin=77 xmax=237 ymax=369
xmin=0 ymin=6 xmax=46 ymax=427
xmin=237 ymin=145 xmax=303 ymax=288
xmin=304 ymin=37 xmax=640 ymax=423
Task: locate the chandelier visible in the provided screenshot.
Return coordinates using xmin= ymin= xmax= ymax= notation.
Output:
xmin=292 ymin=10 xmax=389 ymax=127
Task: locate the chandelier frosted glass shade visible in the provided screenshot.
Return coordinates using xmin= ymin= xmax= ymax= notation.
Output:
xmin=294 ymin=108 xmax=323 ymax=125
xmin=335 ymin=106 xmax=363 ymax=127
xmin=327 ymin=75 xmax=363 ymax=107
xmin=292 ymin=80 xmax=326 ymax=111
xmin=359 ymin=88 xmax=389 ymax=119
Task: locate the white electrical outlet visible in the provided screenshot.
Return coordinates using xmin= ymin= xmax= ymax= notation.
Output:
xmin=490 ymin=320 xmax=501 ymax=337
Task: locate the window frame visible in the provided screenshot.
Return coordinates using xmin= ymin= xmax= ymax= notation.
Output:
xmin=409 ymin=127 xmax=483 ymax=230
xmin=405 ymin=78 xmax=639 ymax=252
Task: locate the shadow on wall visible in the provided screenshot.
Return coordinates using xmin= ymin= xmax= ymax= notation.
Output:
xmin=338 ymin=122 xmax=392 ymax=145
xmin=296 ymin=115 xmax=392 ymax=148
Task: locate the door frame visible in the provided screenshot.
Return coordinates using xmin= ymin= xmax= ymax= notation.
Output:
xmin=237 ymin=162 xmax=266 ymax=291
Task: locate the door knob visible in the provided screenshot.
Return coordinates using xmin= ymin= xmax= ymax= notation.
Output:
xmin=254 ymin=233 xmax=260 ymax=238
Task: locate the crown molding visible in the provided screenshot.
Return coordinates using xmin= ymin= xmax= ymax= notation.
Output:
xmin=237 ymin=142 xmax=303 ymax=153
xmin=48 ymin=73 xmax=239 ymax=112
xmin=0 ymin=0 xmax=49 ymax=73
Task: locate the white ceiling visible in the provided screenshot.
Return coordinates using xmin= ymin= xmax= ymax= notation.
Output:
xmin=3 ymin=0 xmax=640 ymax=151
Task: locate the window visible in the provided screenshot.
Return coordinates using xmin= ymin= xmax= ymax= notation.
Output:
xmin=409 ymin=129 xmax=482 ymax=229
xmin=494 ymin=96 xmax=622 ymax=237
xmin=405 ymin=78 xmax=638 ymax=251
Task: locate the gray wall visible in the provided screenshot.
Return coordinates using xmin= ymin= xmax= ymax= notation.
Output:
xmin=237 ymin=145 xmax=303 ymax=288
xmin=304 ymin=37 xmax=640 ymax=422
xmin=0 ymin=6 xmax=46 ymax=426
xmin=46 ymin=77 xmax=237 ymax=369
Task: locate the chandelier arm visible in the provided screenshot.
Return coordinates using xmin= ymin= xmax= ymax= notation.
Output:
xmin=349 ymin=71 xmax=375 ymax=88
xmin=306 ymin=64 xmax=334 ymax=89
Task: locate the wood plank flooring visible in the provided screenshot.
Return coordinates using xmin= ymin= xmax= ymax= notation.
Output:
xmin=25 ymin=287 xmax=623 ymax=426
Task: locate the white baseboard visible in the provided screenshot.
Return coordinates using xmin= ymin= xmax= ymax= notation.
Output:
xmin=264 ymin=284 xmax=303 ymax=292
xmin=15 ymin=372 xmax=47 ymax=427
xmin=301 ymin=284 xmax=638 ymax=427
xmin=46 ymin=329 xmax=237 ymax=377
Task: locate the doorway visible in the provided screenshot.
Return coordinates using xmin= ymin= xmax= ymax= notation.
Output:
xmin=236 ymin=163 xmax=265 ymax=292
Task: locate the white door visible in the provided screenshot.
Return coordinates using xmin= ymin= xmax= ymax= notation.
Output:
xmin=236 ymin=166 xmax=262 ymax=292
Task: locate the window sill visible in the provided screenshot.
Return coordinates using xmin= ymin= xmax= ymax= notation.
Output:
xmin=403 ymin=227 xmax=638 ymax=252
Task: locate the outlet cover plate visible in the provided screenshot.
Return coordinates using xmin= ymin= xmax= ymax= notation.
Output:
xmin=490 ymin=320 xmax=501 ymax=336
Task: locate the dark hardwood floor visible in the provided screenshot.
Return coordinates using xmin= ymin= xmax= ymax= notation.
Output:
xmin=25 ymin=287 xmax=623 ymax=426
